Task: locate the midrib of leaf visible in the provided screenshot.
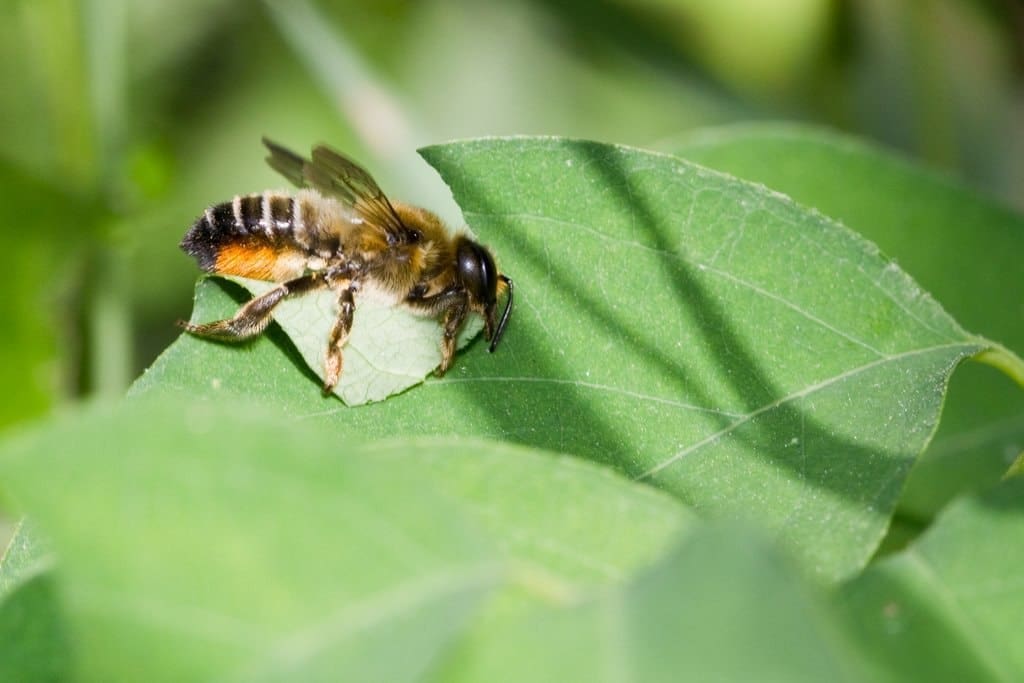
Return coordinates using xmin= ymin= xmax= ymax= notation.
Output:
xmin=639 ymin=343 xmax=977 ymax=480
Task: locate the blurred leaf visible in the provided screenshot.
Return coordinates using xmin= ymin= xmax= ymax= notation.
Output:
xmin=403 ymin=440 xmax=694 ymax=590
xmin=847 ymin=0 xmax=1018 ymax=180
xmin=0 ymin=520 xmax=69 ymax=683
xmin=139 ymin=137 xmax=1007 ymax=583
xmin=124 ymin=0 xmax=242 ymax=81
xmin=440 ymin=477 xmax=1024 ymax=682
xmin=613 ymin=0 xmax=833 ymax=94
xmin=0 ymin=519 xmax=53 ymax=603
xmin=402 ymin=1 xmax=741 ymax=146
xmin=0 ymin=398 xmax=501 ymax=683
xmin=433 ymin=523 xmax=871 ymax=682
xmin=0 ymin=395 xmax=691 ymax=681
xmin=202 ymin=276 xmax=482 ymax=405
xmin=837 ymin=476 xmax=1024 ymax=681
xmin=1 ymin=0 xmax=95 ymax=186
xmin=262 ymin=0 xmax=418 ymax=160
xmin=666 ymin=122 xmax=1024 ymax=518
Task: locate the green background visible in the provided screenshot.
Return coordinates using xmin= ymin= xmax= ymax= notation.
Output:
xmin=1 ymin=1 xmax=1022 ymax=680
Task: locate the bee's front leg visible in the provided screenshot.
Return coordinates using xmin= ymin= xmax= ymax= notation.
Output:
xmin=179 ymin=273 xmax=325 ymax=341
xmin=405 ymin=288 xmax=469 ymax=375
xmin=323 ymin=286 xmax=356 ymax=392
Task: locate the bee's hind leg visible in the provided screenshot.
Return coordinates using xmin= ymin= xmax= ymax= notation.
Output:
xmin=323 ymin=286 xmax=356 ymax=392
xmin=179 ymin=273 xmax=325 ymax=341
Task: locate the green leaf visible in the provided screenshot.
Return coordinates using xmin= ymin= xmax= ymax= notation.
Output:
xmin=438 ymin=478 xmax=1024 ymax=682
xmin=142 ymin=137 xmax=1000 ymax=582
xmin=0 ymin=399 xmax=499 ymax=683
xmin=0 ymin=396 xmax=690 ymax=681
xmin=0 ymin=520 xmax=70 ymax=683
xmin=402 ymin=439 xmax=695 ymax=589
xmin=433 ymin=523 xmax=872 ymax=682
xmin=837 ymin=477 xmax=1024 ymax=681
xmin=206 ymin=276 xmax=481 ymax=405
xmin=0 ymin=519 xmax=54 ymax=605
xmin=420 ymin=137 xmax=991 ymax=580
xmin=664 ymin=123 xmax=1024 ymax=518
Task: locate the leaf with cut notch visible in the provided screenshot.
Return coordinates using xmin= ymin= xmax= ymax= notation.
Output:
xmin=181 ymin=275 xmax=482 ymax=405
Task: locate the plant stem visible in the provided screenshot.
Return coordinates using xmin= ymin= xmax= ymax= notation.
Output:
xmin=88 ymin=250 xmax=133 ymax=398
xmin=973 ymin=344 xmax=1024 ymax=391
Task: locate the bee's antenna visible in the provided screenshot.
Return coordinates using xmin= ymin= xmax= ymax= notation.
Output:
xmin=489 ymin=275 xmax=514 ymax=353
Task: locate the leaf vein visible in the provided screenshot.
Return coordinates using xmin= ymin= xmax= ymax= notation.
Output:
xmin=695 ymin=261 xmax=888 ymax=357
xmin=636 ymin=343 xmax=974 ymax=480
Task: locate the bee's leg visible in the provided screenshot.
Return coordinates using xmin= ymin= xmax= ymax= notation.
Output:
xmin=179 ymin=274 xmax=325 ymax=341
xmin=406 ymin=289 xmax=470 ymax=375
xmin=323 ymin=286 xmax=356 ymax=392
xmin=438 ymin=299 xmax=469 ymax=375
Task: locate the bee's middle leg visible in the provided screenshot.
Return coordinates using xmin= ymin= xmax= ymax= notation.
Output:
xmin=438 ymin=300 xmax=468 ymax=375
xmin=179 ymin=274 xmax=324 ymax=341
xmin=323 ymin=286 xmax=356 ymax=392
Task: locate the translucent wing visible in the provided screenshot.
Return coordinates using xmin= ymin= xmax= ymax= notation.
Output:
xmin=262 ymin=137 xmax=409 ymax=243
xmin=263 ymin=137 xmax=307 ymax=188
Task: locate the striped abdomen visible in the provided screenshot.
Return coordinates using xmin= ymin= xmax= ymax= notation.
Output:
xmin=181 ymin=191 xmax=325 ymax=282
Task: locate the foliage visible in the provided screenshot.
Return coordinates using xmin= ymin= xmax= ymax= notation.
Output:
xmin=667 ymin=123 xmax=1024 ymax=522
xmin=2 ymin=0 xmax=1023 ymax=680
xmin=3 ymin=133 xmax=1023 ymax=680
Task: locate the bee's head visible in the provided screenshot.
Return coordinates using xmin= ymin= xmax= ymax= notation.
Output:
xmin=455 ymin=237 xmax=513 ymax=352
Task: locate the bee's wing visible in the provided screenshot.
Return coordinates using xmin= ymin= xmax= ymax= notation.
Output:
xmin=263 ymin=137 xmax=308 ymax=188
xmin=262 ymin=137 xmax=409 ymax=243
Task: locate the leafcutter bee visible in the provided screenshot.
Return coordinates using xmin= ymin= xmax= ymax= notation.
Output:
xmin=179 ymin=138 xmax=513 ymax=392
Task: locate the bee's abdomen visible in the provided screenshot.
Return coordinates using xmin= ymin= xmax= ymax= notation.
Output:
xmin=181 ymin=192 xmax=311 ymax=281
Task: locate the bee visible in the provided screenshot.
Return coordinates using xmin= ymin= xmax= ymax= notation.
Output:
xmin=179 ymin=138 xmax=513 ymax=392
